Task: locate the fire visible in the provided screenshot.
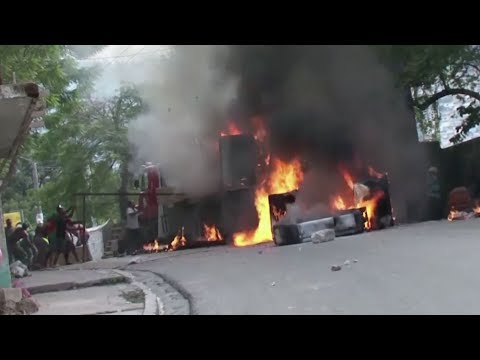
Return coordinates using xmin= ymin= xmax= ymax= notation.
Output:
xmin=203 ymin=224 xmax=223 ymax=242
xmin=332 ymin=167 xmax=386 ymax=230
xmin=339 ymin=165 xmax=354 ymax=190
xmin=233 ymin=158 xmax=304 ymax=247
xmin=170 ymin=227 xmax=187 ymax=251
xmin=220 ymin=121 xmax=242 ymax=137
xmin=360 ymin=191 xmax=384 ymax=230
xmin=331 ymin=195 xmax=348 ymax=211
xmin=143 ymin=239 xmax=163 ymax=253
xmin=447 ymin=208 xmax=459 ymax=221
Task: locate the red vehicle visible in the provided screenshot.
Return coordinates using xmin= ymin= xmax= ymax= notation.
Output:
xmin=135 ymin=163 xmax=161 ymax=240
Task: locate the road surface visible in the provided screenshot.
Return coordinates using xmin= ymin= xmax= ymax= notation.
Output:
xmin=130 ymin=219 xmax=480 ymax=314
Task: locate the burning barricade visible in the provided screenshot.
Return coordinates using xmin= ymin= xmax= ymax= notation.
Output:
xmin=446 ymin=187 xmax=480 ymax=221
xmin=141 ymin=115 xmax=395 ymax=252
xmin=142 ymin=225 xmax=225 ymax=254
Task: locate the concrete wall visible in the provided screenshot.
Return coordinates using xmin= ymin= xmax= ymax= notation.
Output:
xmin=0 ymin=196 xmax=12 ymax=288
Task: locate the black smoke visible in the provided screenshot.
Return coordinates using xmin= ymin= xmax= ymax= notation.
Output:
xmin=219 ymin=45 xmax=429 ymax=222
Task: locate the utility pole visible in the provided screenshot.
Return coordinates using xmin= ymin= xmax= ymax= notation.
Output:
xmin=32 ymin=161 xmax=43 ymax=224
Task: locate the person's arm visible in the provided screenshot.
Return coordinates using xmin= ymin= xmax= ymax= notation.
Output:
xmin=65 ymin=206 xmax=75 ymax=218
xmin=127 ymin=208 xmax=139 ymax=216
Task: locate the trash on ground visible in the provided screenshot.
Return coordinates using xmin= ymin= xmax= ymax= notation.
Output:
xmin=331 ymin=265 xmax=342 ymax=272
xmin=10 ymin=261 xmax=29 ymax=278
xmin=128 ymin=257 xmax=140 ymax=265
xmin=271 ymin=281 xmax=276 ymax=286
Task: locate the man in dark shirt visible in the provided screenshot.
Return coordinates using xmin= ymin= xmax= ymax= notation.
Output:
xmin=52 ymin=205 xmax=76 ymax=266
xmin=4 ymin=218 xmax=14 ymax=263
xmin=7 ymin=223 xmax=30 ymax=265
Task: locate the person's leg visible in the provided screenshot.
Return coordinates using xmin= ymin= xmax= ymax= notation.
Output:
xmin=127 ymin=229 xmax=137 ymax=254
xmin=53 ymin=237 xmax=65 ymax=266
xmin=69 ymin=240 xmax=80 ymax=263
xmin=135 ymin=228 xmax=143 ymax=250
xmin=6 ymin=242 xmax=14 ymax=264
xmin=12 ymin=243 xmax=28 ymax=265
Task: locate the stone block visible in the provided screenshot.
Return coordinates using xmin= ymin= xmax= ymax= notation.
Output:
xmin=311 ymin=229 xmax=335 ymax=244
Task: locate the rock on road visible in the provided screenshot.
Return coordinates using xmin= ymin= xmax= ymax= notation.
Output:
xmin=130 ymin=219 xmax=480 ymax=315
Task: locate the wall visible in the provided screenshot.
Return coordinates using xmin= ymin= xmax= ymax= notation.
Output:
xmin=0 ymin=196 xmax=12 ymax=288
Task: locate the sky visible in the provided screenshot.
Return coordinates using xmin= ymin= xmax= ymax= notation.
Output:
xmin=78 ymin=45 xmax=172 ymax=98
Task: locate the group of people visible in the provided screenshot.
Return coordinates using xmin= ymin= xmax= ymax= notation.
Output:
xmin=4 ymin=205 xmax=90 ymax=269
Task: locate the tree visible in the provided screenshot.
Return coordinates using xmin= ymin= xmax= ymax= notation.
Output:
xmin=377 ymin=45 xmax=480 ymax=144
xmin=29 ymin=84 xmax=145 ymax=226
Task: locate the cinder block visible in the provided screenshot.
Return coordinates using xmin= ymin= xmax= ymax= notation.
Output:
xmin=311 ymin=229 xmax=335 ymax=243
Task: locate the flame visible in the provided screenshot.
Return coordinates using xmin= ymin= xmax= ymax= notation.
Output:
xmin=143 ymin=239 xmax=163 ymax=253
xmin=203 ymin=224 xmax=223 ymax=242
xmin=331 ymin=195 xmax=348 ymax=211
xmin=170 ymin=227 xmax=187 ymax=251
xmin=220 ymin=121 xmax=242 ymax=137
xmin=359 ymin=191 xmax=384 ymax=229
xmin=233 ymin=158 xmax=304 ymax=247
xmin=339 ymin=165 xmax=354 ymax=190
xmin=332 ymin=166 xmax=386 ymax=230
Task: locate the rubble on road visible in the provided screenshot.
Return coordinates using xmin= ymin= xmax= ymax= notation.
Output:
xmin=128 ymin=257 xmax=140 ymax=265
xmin=0 ymin=288 xmax=39 ymax=315
xmin=311 ymin=229 xmax=335 ymax=244
xmin=10 ymin=261 xmax=30 ymax=278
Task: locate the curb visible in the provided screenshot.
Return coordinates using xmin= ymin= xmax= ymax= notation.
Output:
xmin=27 ymin=275 xmax=127 ymax=295
xmin=113 ymin=270 xmax=159 ymax=315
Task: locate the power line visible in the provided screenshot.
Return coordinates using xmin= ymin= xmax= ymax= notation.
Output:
xmin=78 ymin=47 xmax=170 ymax=62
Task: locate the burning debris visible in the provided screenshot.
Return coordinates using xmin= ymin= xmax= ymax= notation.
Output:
xmin=170 ymin=227 xmax=187 ymax=251
xmin=203 ymin=224 xmax=223 ymax=242
xmin=143 ymin=240 xmax=167 ymax=253
xmin=215 ymin=114 xmax=395 ymax=248
xmin=142 ymin=224 xmax=225 ymax=254
xmin=446 ymin=187 xmax=480 ymax=222
xmin=330 ymin=166 xmax=394 ymax=231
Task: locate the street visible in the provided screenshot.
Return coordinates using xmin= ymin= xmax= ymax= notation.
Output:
xmin=128 ymin=219 xmax=480 ymax=315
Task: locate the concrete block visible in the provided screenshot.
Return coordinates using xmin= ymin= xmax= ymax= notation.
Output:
xmin=311 ymin=229 xmax=335 ymax=244
xmin=297 ymin=217 xmax=334 ymax=241
xmin=273 ymin=218 xmax=335 ymax=246
xmin=0 ymin=288 xmax=23 ymax=305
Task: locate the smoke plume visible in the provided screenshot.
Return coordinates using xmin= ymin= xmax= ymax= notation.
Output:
xmin=220 ymin=45 xmax=428 ymax=222
xmin=128 ymin=45 xmax=428 ymax=222
xmin=128 ymin=45 xmax=237 ymax=195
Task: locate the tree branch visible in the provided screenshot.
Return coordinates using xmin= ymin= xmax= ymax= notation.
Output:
xmin=465 ymin=62 xmax=480 ymax=73
xmin=414 ymin=87 xmax=480 ymax=111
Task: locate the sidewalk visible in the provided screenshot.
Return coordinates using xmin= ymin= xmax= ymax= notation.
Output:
xmin=20 ymin=267 xmax=160 ymax=315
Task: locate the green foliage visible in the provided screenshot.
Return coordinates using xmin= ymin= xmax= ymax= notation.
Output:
xmin=1 ymin=45 xmax=144 ymax=227
xmin=378 ymin=45 xmax=480 ymax=143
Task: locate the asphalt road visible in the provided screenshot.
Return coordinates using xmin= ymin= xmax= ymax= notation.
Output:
xmin=131 ymin=219 xmax=480 ymax=314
